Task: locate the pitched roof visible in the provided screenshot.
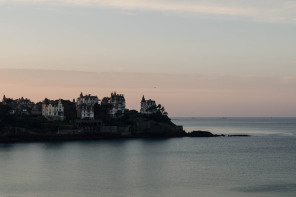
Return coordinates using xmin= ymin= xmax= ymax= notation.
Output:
xmin=141 ymin=95 xmax=145 ymax=102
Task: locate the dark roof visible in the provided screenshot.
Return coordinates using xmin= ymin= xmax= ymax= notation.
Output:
xmin=146 ymin=99 xmax=156 ymax=105
xmin=79 ymin=93 xmax=98 ymax=99
xmin=43 ymin=99 xmax=62 ymax=107
xmin=102 ymin=97 xmax=111 ymax=103
xmin=141 ymin=95 xmax=145 ymax=102
xmin=43 ymin=98 xmax=50 ymax=105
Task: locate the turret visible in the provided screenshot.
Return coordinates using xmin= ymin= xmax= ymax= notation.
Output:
xmin=141 ymin=95 xmax=145 ymax=103
xmin=2 ymin=95 xmax=6 ymax=104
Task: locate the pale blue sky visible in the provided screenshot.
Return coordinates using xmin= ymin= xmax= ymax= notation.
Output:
xmin=1 ymin=0 xmax=295 ymax=75
xmin=0 ymin=0 xmax=296 ymax=116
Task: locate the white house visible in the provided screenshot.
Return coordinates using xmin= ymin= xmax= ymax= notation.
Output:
xmin=76 ymin=92 xmax=99 ymax=119
xmin=42 ymin=99 xmax=64 ymax=120
xmin=140 ymin=95 xmax=157 ymax=114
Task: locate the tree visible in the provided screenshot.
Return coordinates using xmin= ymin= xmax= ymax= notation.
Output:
xmin=94 ymin=103 xmax=112 ymax=122
xmin=0 ymin=104 xmax=11 ymax=120
xmin=156 ymin=104 xmax=168 ymax=116
xmin=61 ymin=100 xmax=77 ymax=121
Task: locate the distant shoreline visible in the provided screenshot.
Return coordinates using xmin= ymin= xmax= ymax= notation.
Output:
xmin=0 ymin=131 xmax=250 ymax=143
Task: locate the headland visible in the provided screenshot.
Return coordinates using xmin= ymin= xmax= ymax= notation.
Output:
xmin=0 ymin=92 xmax=248 ymax=143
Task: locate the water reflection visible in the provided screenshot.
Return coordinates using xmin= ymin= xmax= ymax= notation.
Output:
xmin=0 ymin=143 xmax=16 ymax=151
xmin=0 ymin=137 xmax=295 ymax=197
xmin=234 ymin=183 xmax=296 ymax=193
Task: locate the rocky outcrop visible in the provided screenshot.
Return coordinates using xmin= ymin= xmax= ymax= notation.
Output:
xmin=186 ymin=130 xmax=216 ymax=137
xmin=132 ymin=120 xmax=185 ymax=137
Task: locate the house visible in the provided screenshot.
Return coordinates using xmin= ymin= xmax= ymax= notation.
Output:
xmin=16 ymin=97 xmax=33 ymax=105
xmin=42 ymin=99 xmax=64 ymax=120
xmin=76 ymin=92 xmax=99 ymax=119
xmin=140 ymin=95 xmax=157 ymax=114
xmin=31 ymin=102 xmax=42 ymax=116
xmin=2 ymin=95 xmax=35 ymax=115
xmin=101 ymin=92 xmax=126 ymax=117
xmin=15 ymin=97 xmax=34 ymax=115
xmin=2 ymin=95 xmax=14 ymax=106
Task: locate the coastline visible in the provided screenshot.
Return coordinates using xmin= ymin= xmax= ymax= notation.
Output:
xmin=0 ymin=130 xmax=249 ymax=143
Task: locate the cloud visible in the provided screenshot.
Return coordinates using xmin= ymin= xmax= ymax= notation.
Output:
xmin=2 ymin=0 xmax=296 ymax=24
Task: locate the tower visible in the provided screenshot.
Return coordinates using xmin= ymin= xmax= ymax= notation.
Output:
xmin=140 ymin=95 xmax=146 ymax=113
xmin=2 ymin=95 xmax=6 ymax=105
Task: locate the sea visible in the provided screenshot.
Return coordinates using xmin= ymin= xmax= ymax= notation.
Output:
xmin=0 ymin=117 xmax=295 ymax=197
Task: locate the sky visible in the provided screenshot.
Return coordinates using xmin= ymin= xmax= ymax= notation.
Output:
xmin=0 ymin=0 xmax=296 ymax=117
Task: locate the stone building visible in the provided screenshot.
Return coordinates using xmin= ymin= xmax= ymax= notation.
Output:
xmin=42 ymin=99 xmax=64 ymax=120
xmin=2 ymin=95 xmax=13 ymax=105
xmin=76 ymin=92 xmax=99 ymax=119
xmin=101 ymin=92 xmax=126 ymax=117
xmin=140 ymin=95 xmax=157 ymax=114
xmin=16 ymin=97 xmax=33 ymax=105
xmin=2 ymin=95 xmax=36 ymax=115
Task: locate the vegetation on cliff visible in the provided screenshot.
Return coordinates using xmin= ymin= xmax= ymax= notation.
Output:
xmin=2 ymin=102 xmax=248 ymax=142
xmin=0 ymin=102 xmax=185 ymax=141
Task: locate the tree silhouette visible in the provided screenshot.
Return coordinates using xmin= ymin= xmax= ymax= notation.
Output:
xmin=155 ymin=104 xmax=167 ymax=116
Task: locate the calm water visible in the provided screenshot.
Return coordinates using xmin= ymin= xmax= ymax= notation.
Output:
xmin=0 ymin=118 xmax=296 ymax=197
xmin=172 ymin=117 xmax=296 ymax=136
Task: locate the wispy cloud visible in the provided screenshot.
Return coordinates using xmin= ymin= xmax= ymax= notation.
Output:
xmin=2 ymin=0 xmax=296 ymax=23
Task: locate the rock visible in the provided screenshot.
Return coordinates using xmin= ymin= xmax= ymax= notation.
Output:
xmin=187 ymin=130 xmax=215 ymax=137
xmin=227 ymin=134 xmax=250 ymax=137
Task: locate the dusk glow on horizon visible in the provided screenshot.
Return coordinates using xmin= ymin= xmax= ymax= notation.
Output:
xmin=0 ymin=0 xmax=295 ymax=117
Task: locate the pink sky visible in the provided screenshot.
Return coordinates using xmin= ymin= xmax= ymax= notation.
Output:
xmin=1 ymin=0 xmax=295 ymax=117
xmin=1 ymin=69 xmax=295 ymax=117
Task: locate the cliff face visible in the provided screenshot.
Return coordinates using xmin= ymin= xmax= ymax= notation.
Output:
xmin=75 ymin=117 xmax=184 ymax=138
xmin=95 ymin=110 xmax=185 ymax=137
xmin=0 ymin=119 xmax=184 ymax=143
xmin=0 ymin=108 xmax=186 ymax=142
xmin=133 ymin=120 xmax=184 ymax=137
